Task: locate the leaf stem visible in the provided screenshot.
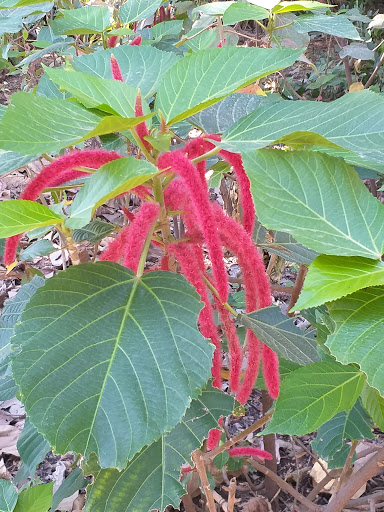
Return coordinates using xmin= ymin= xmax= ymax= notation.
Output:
xmin=130 ymin=129 xmax=156 ymax=164
xmin=191 ymin=146 xmax=220 ymax=164
xmin=153 ymin=175 xmax=176 ymax=271
xmin=136 ymin=219 xmax=158 ymax=277
xmin=202 ymin=274 xmax=238 ymax=317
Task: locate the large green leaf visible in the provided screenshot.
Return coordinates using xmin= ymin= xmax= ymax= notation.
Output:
xmin=361 ymin=383 xmax=384 ymax=432
xmin=272 ymin=1 xmax=328 ymax=13
xmin=156 ymin=47 xmax=302 ymax=125
xmin=12 ymin=263 xmax=213 ymax=469
xmin=243 ymin=150 xmax=384 ymax=259
xmin=263 ymin=362 xmax=365 ymax=436
xmin=84 ymin=385 xmax=234 ymax=512
xmin=295 ymin=256 xmax=384 ymax=310
xmin=220 ymin=90 xmax=384 ymax=164
xmin=71 ymin=45 xmax=178 ymax=99
xmin=50 ymin=467 xmax=89 ymax=512
xmin=0 ymin=200 xmax=63 ymax=237
xmin=0 ymin=15 xmax=22 ymax=35
xmin=239 ymin=306 xmax=320 ymax=365
xmin=14 ymin=420 xmax=50 ymax=484
xmin=294 ymin=13 xmax=360 ymax=39
xmin=0 ymin=481 xmax=17 ymax=512
xmin=189 ymin=93 xmax=266 ymax=135
xmin=192 ymin=1 xmax=234 ymax=16
xmin=0 ymin=93 xmax=148 ymax=155
xmin=256 ymin=229 xmax=319 ymax=265
xmin=50 ymin=6 xmax=111 ymax=35
xmin=223 ymin=3 xmax=269 ymax=25
xmin=120 ymin=0 xmax=162 ymax=23
xmin=311 ymin=399 xmax=373 ymax=468
xmin=326 ymin=287 xmax=384 ymax=395
xmin=0 ymin=151 xmax=38 ymax=178
xmin=45 ymin=67 xmax=139 ymax=117
xmin=14 ymin=482 xmax=54 ymax=512
xmin=67 ymin=157 xmax=158 ymax=229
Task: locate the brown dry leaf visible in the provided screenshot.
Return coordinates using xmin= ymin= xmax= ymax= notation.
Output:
xmin=0 ymin=458 xmax=11 ymax=480
xmin=349 ymin=82 xmax=364 ymax=93
xmin=71 ymin=493 xmax=86 ymax=511
xmin=0 ymin=425 xmax=21 ymax=456
xmin=242 ymin=496 xmax=272 ymax=512
xmin=237 ymin=83 xmax=267 ymax=96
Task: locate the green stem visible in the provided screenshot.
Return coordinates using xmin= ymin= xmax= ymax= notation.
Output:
xmin=153 ymin=175 xmax=176 ymax=270
xmin=136 ymin=221 xmax=158 ymax=277
xmin=130 ymin=129 xmax=155 ymax=164
xmin=191 ymin=146 xmax=220 ymax=164
xmin=202 ymin=274 xmax=238 ymax=317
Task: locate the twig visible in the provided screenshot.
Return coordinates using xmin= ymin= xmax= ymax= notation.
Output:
xmin=192 ymin=450 xmax=216 ymax=512
xmin=175 ymin=22 xmax=216 ymax=47
xmin=287 ymin=264 xmax=307 ymax=316
xmin=306 ymin=470 xmax=341 ymax=502
xmin=293 ymin=436 xmax=330 ymax=476
xmin=182 ymin=494 xmax=198 ymax=512
xmin=213 ymin=490 xmax=228 ymax=512
xmin=342 ymin=57 xmax=353 ymax=87
xmin=365 ymin=52 xmax=384 ymax=89
xmin=205 ymin=410 xmax=274 ymax=460
xmin=279 ymin=71 xmax=307 ymax=100
xmin=323 ymin=446 xmax=384 ymax=512
xmin=336 ymin=440 xmax=359 ymax=492
xmin=228 ymin=477 xmax=237 ymax=512
xmin=347 ymin=491 xmax=384 ymax=508
xmin=263 ymin=391 xmax=278 ymax=511
xmin=248 ymin=459 xmax=321 ymax=512
xmin=223 ymin=28 xmax=262 ymax=44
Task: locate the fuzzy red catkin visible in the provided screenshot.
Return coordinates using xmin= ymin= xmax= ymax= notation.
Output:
xmin=130 ymin=34 xmax=142 ymax=46
xmin=134 ymin=92 xmax=152 ymax=152
xmin=207 ymin=428 xmax=222 ymax=451
xmin=262 ymin=344 xmax=280 ymax=400
xmin=3 ymin=150 xmax=121 ymax=265
xmin=212 ymin=204 xmax=279 ymax=402
xmin=158 ymin=151 xmax=228 ymax=302
xmin=123 ymin=202 xmax=160 ymax=273
xmin=217 ymin=302 xmax=241 ymax=393
xmin=99 ymin=224 xmax=131 ymax=264
xmin=164 ymin=180 xmax=202 ymax=242
xmin=110 ymin=54 xmax=124 ymax=82
xmin=160 ymin=255 xmax=169 ymax=271
xmin=168 ymin=242 xmax=222 ymax=388
xmin=108 ymin=35 xmax=119 ymax=48
xmin=228 ymin=447 xmax=273 ymax=460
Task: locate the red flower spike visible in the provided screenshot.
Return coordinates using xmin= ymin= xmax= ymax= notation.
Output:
xmin=217 ymin=303 xmax=241 ymax=393
xmin=134 ymin=92 xmax=152 ymax=152
xmin=236 ymin=332 xmax=261 ymax=405
xmin=164 ymin=180 xmax=202 ymax=242
xmin=262 ymin=344 xmax=280 ymax=399
xmin=122 ymin=206 xmax=136 ymax=223
xmin=158 ymin=151 xmax=228 ymax=302
xmin=207 ymin=428 xmax=222 ymax=451
xmin=123 ymin=202 xmax=160 ymax=273
xmin=108 ymin=35 xmax=119 ymax=48
xmin=228 ymin=447 xmax=273 ymax=460
xmin=218 ymin=417 xmax=224 ymax=427
xmin=168 ymin=241 xmax=222 ymax=388
xmin=130 ymin=34 xmax=142 ymax=46
xmin=4 ymin=150 xmax=121 ymax=265
xmin=110 ymin=54 xmax=124 ymax=81
xmin=159 ymin=6 xmax=165 ymax=22
xmin=181 ymin=465 xmax=196 ymax=474
xmin=160 ymin=255 xmax=169 ymax=271
xmin=99 ymin=224 xmax=131 ymax=264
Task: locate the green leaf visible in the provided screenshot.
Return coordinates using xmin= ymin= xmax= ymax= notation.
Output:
xmin=189 ymin=93 xmax=266 ymax=135
xmin=220 ymin=90 xmax=384 ymax=164
xmin=67 ymin=157 xmax=158 ymax=229
xmin=45 ymin=67 xmax=139 ymax=117
xmin=50 ymin=6 xmax=111 ymax=35
xmin=0 ymin=481 xmax=17 ymax=512
xmin=243 ymin=150 xmax=384 ymax=259
xmin=263 ymin=362 xmax=365 ymax=436
xmin=72 ymin=220 xmax=114 ymax=244
xmin=20 ymin=239 xmax=55 ymax=261
xmin=14 ymin=420 xmax=50 ymax=484
xmin=254 ymin=357 xmax=301 ymax=389
xmin=0 ymin=16 xmax=22 ymax=35
xmin=301 ymin=305 xmax=334 ymax=345
xmin=294 ymin=14 xmax=361 ymax=40
xmin=120 ymin=0 xmax=162 ymax=24
xmin=71 ymin=45 xmax=178 ymax=99
xmin=339 ymin=43 xmax=375 ymax=61
xmin=12 ymin=263 xmax=213 ymax=469
xmin=156 ymin=47 xmax=302 ymax=125
xmin=223 ymin=3 xmax=269 ymax=25
xmin=14 ymin=482 xmax=54 ymax=512
xmin=256 ymin=228 xmax=319 ymax=265
xmin=18 ymin=41 xmax=72 ymax=68
xmin=361 ymin=383 xmax=384 ymax=432
xmin=181 ymin=28 xmax=219 ymax=52
xmin=272 ymin=1 xmax=329 ymax=13
xmin=326 ymin=287 xmax=384 ymax=395
xmin=192 ymin=1 xmax=234 ymax=16
xmin=313 ymin=146 xmax=384 ymax=176
xmin=0 ymin=200 xmax=63 ymax=237
xmin=50 ymin=467 xmax=89 ymax=512
xmin=0 ymin=151 xmax=38 ymax=178
xmin=0 ymin=92 xmax=103 ymax=155
xmin=151 ymin=19 xmax=183 ymax=39
xmin=84 ymin=384 xmax=234 ymax=511
xmin=239 ymin=305 xmax=320 ymax=365
xmin=311 ymin=399 xmax=373 ymax=468
xmin=295 ymin=256 xmax=384 ymax=310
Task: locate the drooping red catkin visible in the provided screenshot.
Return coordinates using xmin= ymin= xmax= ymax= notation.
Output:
xmin=123 ymin=202 xmax=160 ymax=273
xmin=212 ymin=204 xmax=279 ymax=403
xmin=168 ymin=242 xmax=222 ymax=388
xmin=99 ymin=224 xmax=131 ymax=264
xmin=159 ymin=6 xmax=165 ymax=22
xmin=164 ymin=180 xmax=202 ymax=242
xmin=160 ymin=255 xmax=169 ymax=271
xmin=110 ymin=54 xmax=124 ymax=82
xmin=108 ymin=35 xmax=119 ymax=48
xmin=228 ymin=447 xmax=273 ymax=460
xmin=130 ymin=35 xmax=142 ymax=46
xmin=217 ymin=302 xmax=241 ymax=393
xmin=158 ymin=151 xmax=228 ymax=302
xmin=262 ymin=345 xmax=280 ymax=400
xmin=207 ymin=428 xmax=222 ymax=451
xmin=134 ymin=92 xmax=152 ymax=152
xmin=3 ymin=150 xmax=121 ymax=265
